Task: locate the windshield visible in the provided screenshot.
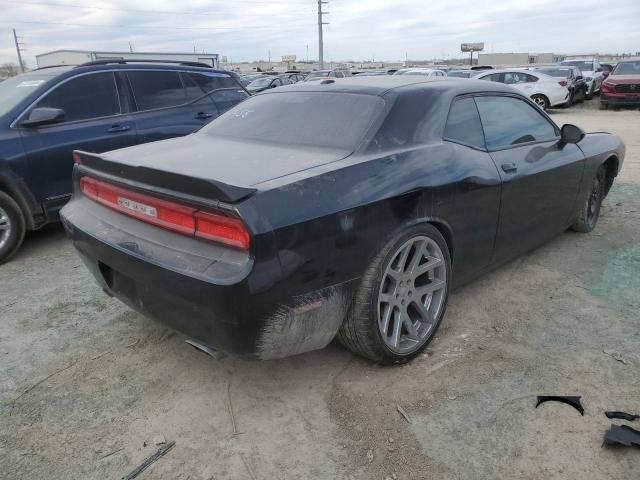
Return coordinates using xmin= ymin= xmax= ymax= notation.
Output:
xmin=247 ymin=77 xmax=272 ymax=89
xmin=613 ymin=61 xmax=640 ymax=75
xmin=0 ymin=74 xmax=51 ymax=117
xmin=562 ymin=61 xmax=594 ymax=72
xmin=537 ymin=68 xmax=571 ymax=78
xmin=201 ymin=92 xmax=385 ymax=150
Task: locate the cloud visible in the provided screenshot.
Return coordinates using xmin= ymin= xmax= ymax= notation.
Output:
xmin=0 ymin=0 xmax=638 ymax=67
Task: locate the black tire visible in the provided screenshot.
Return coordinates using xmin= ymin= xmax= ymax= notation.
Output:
xmin=572 ymin=166 xmax=605 ymax=233
xmin=0 ymin=191 xmax=26 ymax=264
xmin=577 ymin=87 xmax=586 ymax=103
xmin=531 ymin=94 xmax=550 ymax=111
xmin=337 ymin=223 xmax=451 ymax=365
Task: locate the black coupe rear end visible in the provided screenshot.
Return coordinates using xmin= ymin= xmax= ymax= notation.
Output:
xmin=62 ymin=77 xmax=624 ymax=363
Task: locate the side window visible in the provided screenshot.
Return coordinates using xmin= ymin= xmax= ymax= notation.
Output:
xmin=210 ymin=89 xmax=249 ymax=113
xmin=481 ymin=73 xmax=503 ymax=82
xmin=475 ymin=96 xmax=558 ymax=150
xmin=180 ymin=72 xmax=205 ymax=101
xmin=334 ymin=71 xmax=344 ymax=78
xmin=503 ymin=72 xmax=536 ymax=84
xmin=127 ymin=71 xmax=187 ymax=111
xmin=444 ymin=97 xmax=485 ymax=149
xmin=188 ymin=73 xmax=239 ymax=93
xmin=272 ymin=78 xmax=282 ymax=87
xmin=35 ymin=73 xmax=120 ymax=122
xmin=523 ymin=73 xmax=538 ymax=83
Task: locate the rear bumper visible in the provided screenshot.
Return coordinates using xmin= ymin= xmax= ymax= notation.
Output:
xmin=61 ymin=198 xmax=357 ymax=359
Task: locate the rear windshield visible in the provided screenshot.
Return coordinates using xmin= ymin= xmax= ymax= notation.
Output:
xmin=537 ymin=68 xmax=571 ymax=78
xmin=447 ymin=71 xmax=471 ymax=78
xmin=613 ymin=61 xmax=640 ymax=75
xmin=0 ymin=74 xmax=52 ymax=117
xmin=561 ymin=61 xmax=594 ymax=72
xmin=201 ymin=92 xmax=385 ymax=150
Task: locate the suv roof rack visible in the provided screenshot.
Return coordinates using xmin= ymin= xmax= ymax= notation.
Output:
xmin=77 ymin=59 xmax=213 ymax=68
xmin=34 ymin=64 xmax=73 ymax=70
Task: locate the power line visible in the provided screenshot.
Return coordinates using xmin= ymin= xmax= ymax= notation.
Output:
xmin=0 ymin=19 xmax=316 ymax=31
xmin=0 ymin=0 xmax=311 ymax=16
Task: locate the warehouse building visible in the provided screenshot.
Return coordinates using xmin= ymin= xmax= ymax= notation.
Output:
xmin=35 ymin=50 xmax=219 ymax=68
xmin=478 ymin=52 xmax=565 ymax=67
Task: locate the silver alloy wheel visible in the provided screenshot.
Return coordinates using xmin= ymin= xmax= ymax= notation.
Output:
xmin=533 ymin=96 xmax=547 ymax=109
xmin=0 ymin=206 xmax=11 ymax=249
xmin=377 ymin=235 xmax=447 ymax=354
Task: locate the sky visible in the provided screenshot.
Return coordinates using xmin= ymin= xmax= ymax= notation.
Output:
xmin=0 ymin=0 xmax=639 ymax=67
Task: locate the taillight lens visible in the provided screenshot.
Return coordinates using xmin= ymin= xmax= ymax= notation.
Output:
xmin=195 ymin=212 xmax=251 ymax=250
xmin=558 ymin=80 xmax=568 ymax=87
xmin=80 ymin=176 xmax=250 ymax=250
xmin=73 ymin=152 xmax=82 ymax=164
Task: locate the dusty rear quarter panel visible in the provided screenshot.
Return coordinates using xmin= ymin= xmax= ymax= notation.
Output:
xmin=576 ymin=132 xmax=626 ymax=197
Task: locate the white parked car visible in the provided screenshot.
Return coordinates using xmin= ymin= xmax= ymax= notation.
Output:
xmin=393 ymin=68 xmax=447 ymax=78
xmin=560 ymin=58 xmax=605 ymax=99
xmin=473 ymin=69 xmax=570 ymax=110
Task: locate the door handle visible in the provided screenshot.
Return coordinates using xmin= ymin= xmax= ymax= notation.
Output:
xmin=501 ymin=162 xmax=518 ymax=174
xmin=195 ymin=112 xmax=213 ymax=120
xmin=108 ymin=125 xmax=131 ymax=133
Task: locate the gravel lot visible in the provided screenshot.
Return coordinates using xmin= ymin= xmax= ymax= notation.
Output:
xmin=1 ymin=102 xmax=639 ymax=480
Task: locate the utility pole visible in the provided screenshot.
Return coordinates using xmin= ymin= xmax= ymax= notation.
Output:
xmin=317 ymin=0 xmax=329 ymax=68
xmin=13 ymin=28 xmax=25 ymax=73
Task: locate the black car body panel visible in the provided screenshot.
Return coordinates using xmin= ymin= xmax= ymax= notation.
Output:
xmin=61 ymin=77 xmax=625 ymax=359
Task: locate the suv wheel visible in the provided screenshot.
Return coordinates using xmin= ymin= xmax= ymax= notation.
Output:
xmin=0 ymin=191 xmax=26 ymax=264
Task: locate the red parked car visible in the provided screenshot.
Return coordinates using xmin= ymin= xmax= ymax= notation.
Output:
xmin=600 ymin=58 xmax=640 ymax=109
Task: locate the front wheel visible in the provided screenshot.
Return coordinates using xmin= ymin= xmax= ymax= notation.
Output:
xmin=572 ymin=167 xmax=605 ymax=233
xmin=0 ymin=191 xmax=26 ymax=264
xmin=338 ymin=223 xmax=451 ymax=364
xmin=531 ymin=94 xmax=550 ymax=110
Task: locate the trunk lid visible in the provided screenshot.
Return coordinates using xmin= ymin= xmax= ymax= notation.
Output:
xmin=79 ymin=134 xmax=350 ymax=203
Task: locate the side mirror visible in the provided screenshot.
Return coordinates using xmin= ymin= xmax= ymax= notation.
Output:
xmin=596 ymin=67 xmax=603 ymax=72
xmin=602 ymin=71 xmax=610 ymax=78
xmin=576 ymin=75 xmax=583 ymax=80
xmin=270 ymin=83 xmax=277 ymax=88
xmin=561 ymin=124 xmax=585 ymax=144
xmin=21 ymin=107 xmax=65 ymax=128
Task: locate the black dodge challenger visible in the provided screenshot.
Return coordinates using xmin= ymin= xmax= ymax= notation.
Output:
xmin=61 ymin=77 xmax=625 ymax=364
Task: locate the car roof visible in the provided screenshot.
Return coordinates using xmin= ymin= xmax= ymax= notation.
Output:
xmin=260 ymin=76 xmax=520 ymax=97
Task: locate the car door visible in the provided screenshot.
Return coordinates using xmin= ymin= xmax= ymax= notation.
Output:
xmin=127 ymin=70 xmax=217 ymax=144
xmin=474 ymin=94 xmax=585 ymax=264
xmin=17 ymin=71 xmax=137 ymax=213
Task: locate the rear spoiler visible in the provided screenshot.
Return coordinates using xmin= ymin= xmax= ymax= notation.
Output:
xmin=74 ymin=150 xmax=257 ymax=204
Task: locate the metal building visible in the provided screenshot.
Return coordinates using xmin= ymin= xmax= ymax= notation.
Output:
xmin=35 ymin=50 xmax=219 ymax=68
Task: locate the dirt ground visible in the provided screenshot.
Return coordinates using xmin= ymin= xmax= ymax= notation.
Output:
xmin=1 ymin=101 xmax=639 ymax=480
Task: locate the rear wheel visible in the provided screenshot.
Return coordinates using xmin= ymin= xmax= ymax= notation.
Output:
xmin=572 ymin=166 xmax=605 ymax=233
xmin=531 ymin=94 xmax=549 ymax=110
xmin=0 ymin=191 xmax=26 ymax=264
xmin=338 ymin=224 xmax=451 ymax=364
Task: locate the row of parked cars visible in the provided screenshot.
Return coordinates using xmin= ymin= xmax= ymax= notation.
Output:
xmin=447 ymin=57 xmax=640 ymax=110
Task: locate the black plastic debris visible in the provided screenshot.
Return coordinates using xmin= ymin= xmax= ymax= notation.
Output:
xmin=536 ymin=396 xmax=584 ymax=416
xmin=603 ymin=425 xmax=640 ymax=447
xmin=605 ymin=411 xmax=640 ymax=422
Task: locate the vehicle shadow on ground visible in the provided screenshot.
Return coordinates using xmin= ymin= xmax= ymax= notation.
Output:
xmin=12 ymin=223 xmax=67 ymax=262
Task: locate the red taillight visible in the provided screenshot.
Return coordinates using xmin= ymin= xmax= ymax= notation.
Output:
xmin=195 ymin=212 xmax=251 ymax=250
xmin=73 ymin=152 xmax=82 ymax=164
xmin=558 ymin=80 xmax=568 ymax=87
xmin=80 ymin=176 xmax=250 ymax=250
